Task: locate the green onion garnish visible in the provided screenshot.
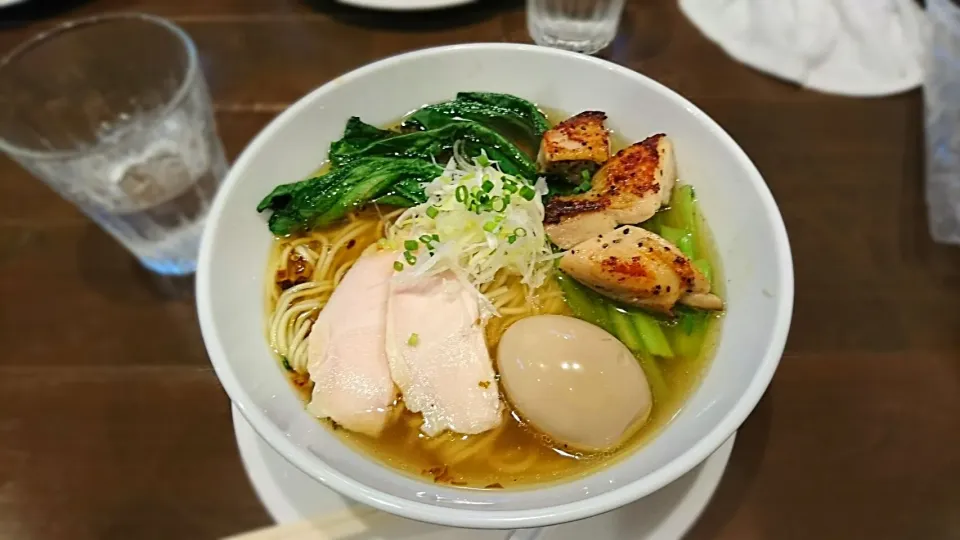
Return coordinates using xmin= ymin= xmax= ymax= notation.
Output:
xmin=404 ymin=251 xmax=417 ymax=265
xmin=503 ymin=182 xmax=518 ymax=194
xmin=482 ymin=179 xmax=494 ymax=193
xmin=431 ymin=234 xmax=439 ymax=241
xmin=419 ymin=234 xmax=434 ymax=246
xmin=393 ymin=261 xmax=404 ymax=272
xmin=426 ymin=206 xmax=439 ymax=219
xmin=491 ymin=196 xmax=507 ymax=212
xmin=581 ymin=169 xmax=591 ymax=182
xmin=577 ymin=179 xmax=592 ymax=193
xmin=477 ymin=154 xmax=490 ymax=167
xmin=407 ymin=333 xmax=420 ymax=346
xmin=483 ymin=221 xmax=498 ymax=232
xmin=519 ymin=185 xmax=536 ymax=201
xmin=455 ymin=185 xmax=468 ymax=202
xmin=404 ymin=240 xmax=419 ymax=251
xmin=507 ymin=235 xmax=517 ymax=244
xmin=514 ymin=227 xmax=527 ymax=237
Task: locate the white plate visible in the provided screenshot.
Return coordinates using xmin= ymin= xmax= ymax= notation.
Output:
xmin=233 ymin=406 xmax=735 ymax=539
xmin=336 ymin=0 xmax=475 ymax=11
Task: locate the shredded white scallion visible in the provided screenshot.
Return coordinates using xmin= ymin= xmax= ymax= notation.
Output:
xmin=385 ymin=144 xmax=560 ymax=319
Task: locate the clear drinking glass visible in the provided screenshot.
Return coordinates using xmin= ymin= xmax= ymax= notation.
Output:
xmin=527 ymin=0 xmax=627 ymax=54
xmin=925 ymin=0 xmax=960 ymax=245
xmin=0 ymin=13 xmax=228 ymax=275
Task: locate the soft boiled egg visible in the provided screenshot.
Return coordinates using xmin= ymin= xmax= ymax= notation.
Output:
xmin=496 ymin=314 xmax=653 ymax=452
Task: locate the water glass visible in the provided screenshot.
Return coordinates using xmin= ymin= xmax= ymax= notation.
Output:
xmin=527 ymin=0 xmax=626 ymax=54
xmin=0 ymin=13 xmax=228 ymax=275
xmin=925 ymin=0 xmax=960 ymax=245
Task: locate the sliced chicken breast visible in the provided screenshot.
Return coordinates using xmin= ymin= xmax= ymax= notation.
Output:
xmin=386 ymin=271 xmax=502 ymax=437
xmin=306 ymin=251 xmax=398 ymax=436
xmin=537 ymin=111 xmax=611 ymax=182
xmin=559 ymin=225 xmax=723 ymax=313
xmin=545 ymin=134 xmax=677 ymax=249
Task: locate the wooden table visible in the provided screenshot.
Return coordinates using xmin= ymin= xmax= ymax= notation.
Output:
xmin=1 ymin=1 xmax=958 ymax=538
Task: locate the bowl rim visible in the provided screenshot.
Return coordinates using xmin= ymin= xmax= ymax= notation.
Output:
xmin=196 ymin=42 xmax=794 ymax=529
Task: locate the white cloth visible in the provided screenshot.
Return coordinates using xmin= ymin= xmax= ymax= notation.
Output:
xmin=678 ymin=0 xmax=927 ymax=97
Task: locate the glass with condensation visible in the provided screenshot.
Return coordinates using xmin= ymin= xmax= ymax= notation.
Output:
xmin=926 ymin=0 xmax=960 ymax=245
xmin=0 ymin=13 xmax=228 ymax=275
xmin=527 ymin=0 xmax=627 ymax=54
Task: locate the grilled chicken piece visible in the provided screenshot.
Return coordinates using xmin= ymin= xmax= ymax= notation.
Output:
xmin=537 ymin=111 xmax=610 ymax=182
xmin=545 ymin=134 xmax=677 ymax=249
xmin=559 ymin=225 xmax=723 ymax=313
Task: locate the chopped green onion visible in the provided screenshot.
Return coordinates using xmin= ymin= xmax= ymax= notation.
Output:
xmin=502 ymin=180 xmax=518 ymax=193
xmin=477 ymin=193 xmax=490 ymax=204
xmin=577 ymin=179 xmax=592 ymax=193
xmin=419 ymin=234 xmax=434 ymax=245
xmin=393 ymin=261 xmax=404 ymax=272
xmin=482 ymin=179 xmax=495 ymax=192
xmin=404 ymin=240 xmax=419 ymax=251
xmin=477 ymin=153 xmax=490 ymax=167
xmin=407 ymin=333 xmax=420 ymax=346
xmin=491 ymin=196 xmax=507 ymax=212
xmin=581 ymin=169 xmax=591 ymax=183
xmin=519 ymin=185 xmax=536 ymax=201
xmin=514 ymin=227 xmax=527 ymax=237
xmin=404 ymin=251 xmax=417 ymax=265
xmin=425 ymin=206 xmax=439 ymax=219
xmin=507 ymin=235 xmax=518 ymax=244
xmin=431 ymin=234 xmax=439 ymax=241
xmin=483 ymin=221 xmax=498 ymax=232
xmin=455 ymin=185 xmax=468 ymax=202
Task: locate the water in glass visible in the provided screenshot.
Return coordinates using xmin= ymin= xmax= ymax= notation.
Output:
xmin=0 ymin=14 xmax=227 ymax=275
xmin=527 ymin=0 xmax=626 ymax=54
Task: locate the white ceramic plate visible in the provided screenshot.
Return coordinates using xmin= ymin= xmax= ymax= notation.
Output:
xmin=233 ymin=406 xmax=736 ymax=539
xmin=336 ymin=0 xmax=475 ymax=11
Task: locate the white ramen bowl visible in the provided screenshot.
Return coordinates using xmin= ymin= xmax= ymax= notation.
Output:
xmin=197 ymin=43 xmax=793 ymax=529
